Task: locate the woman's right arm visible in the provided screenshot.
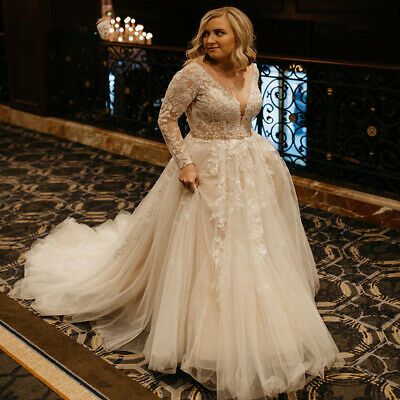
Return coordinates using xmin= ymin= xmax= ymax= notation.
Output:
xmin=157 ymin=65 xmax=198 ymax=171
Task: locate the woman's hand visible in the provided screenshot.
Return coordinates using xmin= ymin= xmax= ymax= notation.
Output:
xmin=179 ymin=163 xmax=199 ymax=192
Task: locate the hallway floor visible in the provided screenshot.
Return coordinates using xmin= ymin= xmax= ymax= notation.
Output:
xmin=0 ymin=122 xmax=399 ymax=400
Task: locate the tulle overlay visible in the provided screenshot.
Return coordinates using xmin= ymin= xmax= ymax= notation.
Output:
xmin=9 ymin=131 xmax=344 ymax=399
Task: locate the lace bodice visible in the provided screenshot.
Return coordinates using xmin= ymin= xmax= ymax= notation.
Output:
xmin=158 ymin=61 xmax=263 ymax=169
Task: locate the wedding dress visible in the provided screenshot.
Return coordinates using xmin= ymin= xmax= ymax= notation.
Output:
xmin=9 ymin=60 xmax=345 ymax=400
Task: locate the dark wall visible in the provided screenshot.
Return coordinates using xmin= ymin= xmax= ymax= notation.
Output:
xmin=1 ymin=0 xmax=398 ymax=117
xmin=1 ymin=0 xmax=100 ymax=114
xmin=114 ymin=0 xmax=400 ymax=64
xmin=0 ymin=1 xmax=3 ymax=33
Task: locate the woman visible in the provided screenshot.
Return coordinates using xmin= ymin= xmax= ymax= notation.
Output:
xmin=9 ymin=6 xmax=345 ymax=400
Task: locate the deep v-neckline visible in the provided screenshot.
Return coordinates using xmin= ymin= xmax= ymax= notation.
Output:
xmin=197 ymin=61 xmax=254 ymax=121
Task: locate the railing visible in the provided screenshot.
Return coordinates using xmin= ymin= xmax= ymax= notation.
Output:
xmin=0 ymin=32 xmax=9 ymax=103
xmin=4 ymin=25 xmax=400 ymax=198
xmin=255 ymin=54 xmax=400 ymax=198
xmin=49 ymin=26 xmax=188 ymax=141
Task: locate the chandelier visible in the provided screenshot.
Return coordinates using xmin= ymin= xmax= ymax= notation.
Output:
xmin=96 ymin=12 xmax=153 ymax=45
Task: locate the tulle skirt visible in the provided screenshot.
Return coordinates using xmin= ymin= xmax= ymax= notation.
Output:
xmin=9 ymin=131 xmax=345 ymax=399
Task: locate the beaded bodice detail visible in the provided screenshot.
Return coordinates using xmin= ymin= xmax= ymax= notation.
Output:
xmin=158 ymin=61 xmax=263 ymax=169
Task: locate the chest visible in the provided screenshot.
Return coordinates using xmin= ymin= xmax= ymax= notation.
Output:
xmin=202 ymin=67 xmax=253 ymax=113
xmin=208 ymin=72 xmax=250 ymax=106
xmin=189 ymin=73 xmax=262 ymax=123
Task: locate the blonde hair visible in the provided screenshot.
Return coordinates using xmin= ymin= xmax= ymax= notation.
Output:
xmin=183 ymin=7 xmax=257 ymax=71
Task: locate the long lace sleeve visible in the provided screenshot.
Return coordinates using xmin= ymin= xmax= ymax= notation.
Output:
xmin=158 ymin=65 xmax=198 ymax=169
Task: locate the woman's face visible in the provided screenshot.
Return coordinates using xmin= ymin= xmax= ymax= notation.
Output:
xmin=202 ymin=16 xmax=236 ymax=62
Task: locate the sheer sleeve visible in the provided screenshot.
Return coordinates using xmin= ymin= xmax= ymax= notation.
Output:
xmin=158 ymin=65 xmax=198 ymax=169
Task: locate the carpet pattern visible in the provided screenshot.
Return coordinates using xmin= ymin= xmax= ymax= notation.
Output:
xmin=0 ymin=351 xmax=61 ymax=400
xmin=0 ymin=122 xmax=399 ymax=400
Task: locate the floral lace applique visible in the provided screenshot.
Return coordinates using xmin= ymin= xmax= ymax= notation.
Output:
xmin=158 ymin=62 xmax=263 ymax=165
xmin=115 ymin=165 xmax=175 ymax=256
xmin=158 ymin=64 xmax=200 ymax=169
xmin=157 ymin=61 xmax=268 ymax=297
xmin=206 ymin=137 xmax=273 ymax=301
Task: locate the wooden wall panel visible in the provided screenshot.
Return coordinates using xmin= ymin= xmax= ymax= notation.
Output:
xmin=2 ymin=0 xmax=50 ymax=113
xmin=2 ymin=0 xmax=100 ymax=115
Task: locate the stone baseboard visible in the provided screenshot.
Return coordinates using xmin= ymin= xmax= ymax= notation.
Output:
xmin=0 ymin=105 xmax=170 ymax=167
xmin=293 ymin=176 xmax=400 ymax=230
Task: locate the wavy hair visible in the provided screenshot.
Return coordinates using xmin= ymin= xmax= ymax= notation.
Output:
xmin=183 ymin=7 xmax=257 ymax=71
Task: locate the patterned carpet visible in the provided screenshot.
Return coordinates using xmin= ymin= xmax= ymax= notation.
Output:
xmin=0 ymin=350 xmax=61 ymax=400
xmin=0 ymin=121 xmax=399 ymax=400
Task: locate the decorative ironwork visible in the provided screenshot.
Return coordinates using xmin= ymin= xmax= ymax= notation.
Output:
xmin=49 ymin=25 xmax=188 ymax=142
xmin=367 ymin=125 xmax=377 ymax=137
xmin=254 ymin=57 xmax=400 ymax=198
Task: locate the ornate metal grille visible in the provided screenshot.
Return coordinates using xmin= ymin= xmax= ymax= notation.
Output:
xmin=254 ymin=57 xmax=400 ymax=197
xmin=49 ymin=26 xmax=187 ymax=141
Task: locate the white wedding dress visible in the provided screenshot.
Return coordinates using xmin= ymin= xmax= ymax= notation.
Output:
xmin=9 ymin=60 xmax=345 ymax=399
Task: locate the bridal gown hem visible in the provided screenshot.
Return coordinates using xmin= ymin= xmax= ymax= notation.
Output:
xmin=9 ymin=60 xmax=345 ymax=400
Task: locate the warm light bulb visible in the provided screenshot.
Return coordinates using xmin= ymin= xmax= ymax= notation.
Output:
xmin=131 ymin=18 xmax=135 ymax=24
xmin=128 ymin=27 xmax=133 ymax=32
xmin=139 ymin=35 xmax=144 ymax=41
xmin=146 ymin=32 xmax=153 ymax=39
xmin=135 ymin=24 xmax=143 ymax=31
xmin=110 ymin=19 xmax=115 ymax=24
xmin=124 ymin=17 xmax=131 ymax=23
xmin=134 ymin=31 xmax=139 ymax=36
xmin=142 ymin=32 xmax=146 ymax=37
xmin=115 ymin=23 xmax=119 ymax=28
xmin=118 ymin=36 xmax=123 ymax=42
xmin=109 ymin=27 xmax=114 ymax=33
xmin=116 ymin=17 xmax=121 ymax=22
xmin=119 ymin=27 xmax=124 ymax=32
xmin=129 ymin=36 xmax=134 ymax=41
